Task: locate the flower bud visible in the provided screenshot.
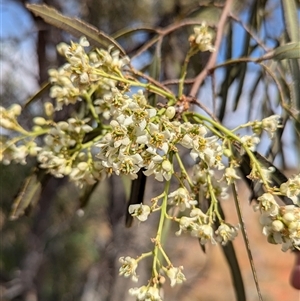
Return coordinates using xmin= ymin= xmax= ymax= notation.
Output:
xmin=77 ymin=162 xmax=88 ymax=171
xmin=32 ymin=125 xmax=42 ymax=132
xmin=162 ymin=160 xmax=172 ymax=172
xmin=288 ymin=221 xmax=298 ymax=230
xmin=283 ymin=212 xmax=295 ymax=224
xmin=223 ymin=148 xmax=232 ymax=158
xmin=33 ymin=117 xmax=46 ymax=126
xmin=165 ymin=106 xmax=176 ymax=119
xmin=10 ymin=104 xmax=22 ymax=116
xmin=271 ymin=220 xmax=284 ymax=232
xmin=44 ymin=102 xmax=54 ymax=117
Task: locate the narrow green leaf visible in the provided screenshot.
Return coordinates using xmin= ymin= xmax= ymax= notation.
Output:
xmin=26 ymin=4 xmax=125 ymax=55
xmin=10 ymin=168 xmax=46 ymax=220
xmin=281 ymin=0 xmax=299 ymax=42
xmin=24 ymin=82 xmax=50 ymax=109
xmin=260 ymin=42 xmax=300 ymax=61
xmin=248 ymin=71 xmax=263 ymax=121
xmin=231 ymin=183 xmax=263 ymax=301
xmin=148 ymin=43 xmax=162 ymax=107
xmin=274 ymin=42 xmax=300 ymax=60
xmin=217 ymin=202 xmax=246 ymax=301
xmin=234 ymin=142 xmax=294 ymax=206
xmin=232 ymin=63 xmax=247 ymax=111
xmin=126 ymin=169 xmax=147 ymax=227
xmin=281 ymin=0 xmax=300 ymax=141
xmin=218 ymin=22 xmax=233 ymax=121
xmin=79 ymin=182 xmax=98 ymax=209
xmin=112 ymin=26 xmax=157 ymax=39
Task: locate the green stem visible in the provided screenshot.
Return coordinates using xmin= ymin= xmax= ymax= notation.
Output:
xmin=178 ymin=49 xmax=196 ymax=98
xmin=137 ymin=251 xmax=153 ymax=262
xmin=84 ymin=88 xmax=100 ymax=123
xmin=2 ymin=129 xmax=49 ymax=151
xmin=174 ymin=152 xmax=194 ymax=188
xmin=152 ymin=179 xmax=171 ymax=276
xmin=186 ymin=111 xmax=271 ymax=188
xmin=94 ymin=70 xmax=176 ymax=102
xmin=206 ymin=174 xmax=222 ymax=222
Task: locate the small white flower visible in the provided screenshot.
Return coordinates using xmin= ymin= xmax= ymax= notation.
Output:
xmin=165 ymin=266 xmax=186 ymax=287
xmin=119 ymin=256 xmax=139 ymax=282
xmin=189 ymin=23 xmax=215 ymax=52
xmin=240 ymin=135 xmax=260 ymax=152
xmin=256 ymin=193 xmax=279 ymax=216
xmin=175 ymin=216 xmax=196 ymax=236
xmin=261 ymin=115 xmax=282 ymax=138
xmin=129 ymin=285 xmax=162 ymax=301
xmin=129 ymin=285 xmax=148 ymax=300
xmin=168 ymin=187 xmax=197 ymax=211
xmin=280 ymin=174 xmax=300 ymax=205
xmin=191 ymin=224 xmax=216 ymax=245
xmin=79 ymin=36 xmax=90 ymax=47
xmin=128 ymin=204 xmax=151 ymax=222
xmin=143 ymin=155 xmax=173 ymax=182
xmin=190 ymin=208 xmax=209 ymax=223
xmin=215 ymin=223 xmax=239 ymax=245
xmin=224 ymin=167 xmax=241 ymax=184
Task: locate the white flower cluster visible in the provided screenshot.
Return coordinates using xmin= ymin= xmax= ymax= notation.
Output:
xmin=49 ymin=37 xmax=130 ymax=110
xmin=175 ymin=208 xmax=238 ymax=245
xmin=252 ymin=115 xmax=282 ymax=138
xmin=168 ymin=187 xmax=198 ymax=211
xmin=36 ymin=117 xmax=106 ymax=186
xmin=0 ymin=104 xmax=41 ymax=165
xmin=189 ymin=23 xmax=215 ymax=52
xmin=280 ymin=173 xmax=300 ymax=206
xmin=129 ymin=285 xmax=162 ymax=301
xmin=119 ymin=255 xmax=186 ymax=300
xmin=1 ymin=140 xmax=40 ymax=166
xmin=119 ymin=256 xmax=139 ymax=282
xmin=1 ymin=35 xmax=298 ymax=300
xmin=0 ymin=104 xmax=22 ymax=130
xmin=256 ymin=193 xmax=300 ymax=251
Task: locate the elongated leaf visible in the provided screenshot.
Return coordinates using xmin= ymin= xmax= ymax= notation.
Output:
xmin=281 ymin=0 xmax=300 ymax=151
xmin=259 ymin=42 xmax=300 ymax=61
xmin=217 ymin=202 xmax=246 ymax=301
xmin=231 ymin=182 xmax=263 ymax=301
xmin=125 ymin=169 xmax=147 ymax=227
xmin=79 ymin=182 xmax=98 ymax=209
xmin=24 ymin=82 xmax=50 ymax=109
xmin=273 ymin=42 xmax=300 ymax=60
xmin=112 ymin=26 xmax=157 ymax=39
xmin=248 ymin=71 xmax=263 ymax=121
xmin=234 ymin=142 xmax=295 ymax=206
xmin=10 ymin=168 xmax=46 ymax=220
xmin=281 ymin=0 xmax=299 ymax=42
xmin=26 ymin=4 xmax=125 ymax=55
xmin=218 ymin=22 xmax=233 ymax=121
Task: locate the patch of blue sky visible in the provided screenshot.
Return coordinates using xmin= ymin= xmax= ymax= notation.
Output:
xmin=1 ymin=2 xmax=34 ymax=39
xmin=1 ymin=2 xmax=39 ymax=91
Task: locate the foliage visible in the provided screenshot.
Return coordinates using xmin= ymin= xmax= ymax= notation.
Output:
xmin=1 ymin=1 xmax=300 ymax=300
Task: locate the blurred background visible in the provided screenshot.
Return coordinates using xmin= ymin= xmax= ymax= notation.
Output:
xmin=1 ymin=0 xmax=300 ymax=300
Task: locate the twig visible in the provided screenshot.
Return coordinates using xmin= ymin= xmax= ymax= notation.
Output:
xmin=229 ymin=13 xmax=270 ymax=52
xmin=132 ymin=19 xmax=216 ymax=59
xmin=189 ymin=0 xmax=233 ymax=98
xmin=129 ymin=66 xmax=174 ymax=96
xmin=161 ymin=78 xmax=195 ymax=86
